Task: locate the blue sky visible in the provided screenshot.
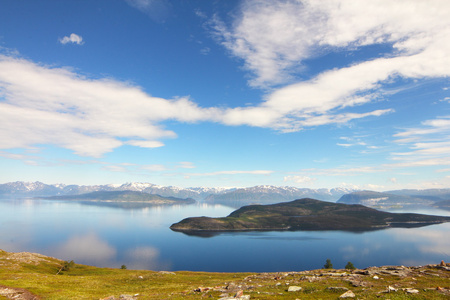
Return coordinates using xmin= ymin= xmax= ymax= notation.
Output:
xmin=1 ymin=0 xmax=449 ymax=190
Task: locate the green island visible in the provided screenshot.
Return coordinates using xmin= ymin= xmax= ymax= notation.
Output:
xmin=170 ymin=198 xmax=450 ymax=234
xmin=1 ymin=249 xmax=450 ymax=299
xmin=38 ymin=191 xmax=195 ymax=209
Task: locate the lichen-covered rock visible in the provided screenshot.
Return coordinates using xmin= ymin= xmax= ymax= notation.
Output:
xmin=287 ymin=286 xmax=302 ymax=292
xmin=339 ymin=290 xmax=356 ymax=298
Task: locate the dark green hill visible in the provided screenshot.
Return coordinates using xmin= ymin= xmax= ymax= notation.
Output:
xmin=170 ymin=198 xmax=450 ymax=234
xmin=39 ymin=190 xmax=195 ymax=208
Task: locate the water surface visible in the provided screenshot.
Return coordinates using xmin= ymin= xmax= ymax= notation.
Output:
xmin=1 ymin=198 xmax=449 ymax=272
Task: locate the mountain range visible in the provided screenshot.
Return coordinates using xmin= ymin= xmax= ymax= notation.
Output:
xmin=0 ymin=181 xmax=355 ymax=206
xmin=2 ymin=181 xmax=450 ymax=210
xmin=337 ymin=190 xmax=450 ymax=210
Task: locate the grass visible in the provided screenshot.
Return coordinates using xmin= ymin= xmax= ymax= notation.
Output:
xmin=0 ymin=250 xmax=449 ymax=299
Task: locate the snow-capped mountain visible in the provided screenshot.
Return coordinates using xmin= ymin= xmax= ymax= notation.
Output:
xmin=0 ymin=181 xmax=236 ymax=200
xmin=0 ymin=181 xmax=356 ymax=206
xmin=203 ymin=185 xmax=356 ymax=207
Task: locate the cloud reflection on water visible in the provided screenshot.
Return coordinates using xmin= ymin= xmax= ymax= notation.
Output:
xmin=389 ymin=223 xmax=450 ymax=265
xmin=52 ymin=233 xmax=117 ymax=266
xmin=124 ymin=246 xmax=171 ymax=270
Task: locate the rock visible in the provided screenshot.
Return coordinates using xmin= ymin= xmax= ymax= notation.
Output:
xmin=339 ymin=290 xmax=356 ymax=298
xmin=119 ymin=295 xmax=137 ymax=300
xmin=373 ymin=275 xmax=379 ymax=280
xmin=194 ymin=287 xmax=210 ymax=292
xmin=404 ymin=288 xmax=419 ymax=294
xmin=219 ymin=292 xmax=250 ymax=300
xmin=327 ymin=287 xmax=349 ymax=292
xmin=287 ymin=286 xmax=302 ymax=292
xmin=385 ymin=286 xmax=398 ymax=293
xmin=158 ymin=271 xmax=176 ymax=275
xmin=440 ymin=260 xmax=445 ymax=266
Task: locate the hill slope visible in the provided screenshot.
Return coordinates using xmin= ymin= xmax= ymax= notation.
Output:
xmin=39 ymin=190 xmax=195 ymax=208
xmin=170 ymin=198 xmax=450 ymax=233
xmin=1 ymin=249 xmax=449 ymax=299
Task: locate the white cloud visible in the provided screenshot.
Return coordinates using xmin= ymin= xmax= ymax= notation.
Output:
xmin=200 ymin=47 xmax=211 ymax=55
xmin=127 ymin=140 xmax=165 ymax=148
xmin=339 ymin=182 xmax=386 ymax=191
xmin=177 ymin=161 xmax=195 ymax=169
xmin=188 ymin=170 xmax=273 ymax=176
xmin=125 ymin=0 xmax=171 ymax=23
xmin=0 ymin=150 xmax=39 ymax=161
xmin=59 ymin=33 xmax=84 ymax=45
xmin=216 ymin=0 xmax=450 ymax=87
xmin=301 ymin=166 xmax=382 ymax=177
xmin=102 ymin=165 xmax=129 ymax=173
xmin=337 ymin=143 xmax=352 ymax=148
xmin=2 ymin=0 xmax=450 ymax=159
xmin=141 ymin=164 xmax=167 ymax=172
xmin=98 ymin=161 xmax=196 ymax=175
xmin=213 ymin=0 xmax=449 ymax=132
xmin=284 ymin=175 xmax=316 ymax=184
xmin=390 ymin=116 xmax=450 ymax=167
xmin=0 ymin=55 xmax=220 ymax=157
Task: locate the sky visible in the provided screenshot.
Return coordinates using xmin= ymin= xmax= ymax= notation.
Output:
xmin=0 ymin=0 xmax=449 ymax=190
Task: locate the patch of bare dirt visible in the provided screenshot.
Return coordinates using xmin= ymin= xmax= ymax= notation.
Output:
xmin=0 ymin=285 xmax=40 ymax=300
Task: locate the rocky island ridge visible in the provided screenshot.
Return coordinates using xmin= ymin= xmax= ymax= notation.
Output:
xmin=170 ymin=198 xmax=450 ymax=234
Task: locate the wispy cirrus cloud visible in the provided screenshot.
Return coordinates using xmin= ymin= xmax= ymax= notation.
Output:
xmin=125 ymin=0 xmax=172 ymax=23
xmin=213 ymin=0 xmax=450 ymax=132
xmin=101 ymin=161 xmax=196 ymax=174
xmin=390 ymin=116 xmax=450 ymax=168
xmin=299 ymin=166 xmax=382 ymax=177
xmin=284 ymin=175 xmax=316 ymax=184
xmin=215 ymin=0 xmax=450 ymax=88
xmin=187 ymin=170 xmax=273 ymax=177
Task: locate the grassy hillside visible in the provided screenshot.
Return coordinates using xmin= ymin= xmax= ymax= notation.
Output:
xmin=0 ymin=249 xmax=449 ymax=299
xmin=171 ymin=198 xmax=450 ymax=234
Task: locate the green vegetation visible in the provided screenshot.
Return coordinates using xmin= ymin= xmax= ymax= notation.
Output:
xmin=345 ymin=261 xmax=356 ymax=270
xmin=1 ymin=249 xmax=449 ymax=299
xmin=323 ymin=259 xmax=333 ymax=269
xmin=56 ymin=260 xmax=75 ymax=275
xmin=170 ymin=198 xmax=450 ymax=234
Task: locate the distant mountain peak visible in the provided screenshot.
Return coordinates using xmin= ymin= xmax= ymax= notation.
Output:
xmin=0 ymin=181 xmax=356 ymax=205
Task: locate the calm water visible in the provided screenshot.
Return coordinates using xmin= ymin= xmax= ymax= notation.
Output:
xmin=1 ymin=198 xmax=449 ymax=272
